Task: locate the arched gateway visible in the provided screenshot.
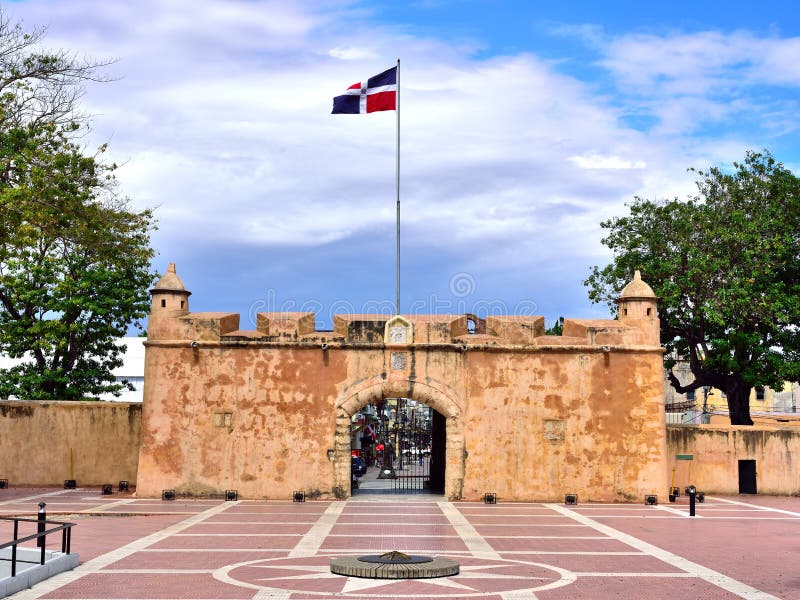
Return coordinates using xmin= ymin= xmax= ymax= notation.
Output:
xmin=137 ymin=266 xmax=667 ymax=501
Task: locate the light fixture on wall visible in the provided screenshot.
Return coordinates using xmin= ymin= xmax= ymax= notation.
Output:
xmin=118 ymin=480 xmax=129 ymax=492
xmin=64 ymin=479 xmax=76 ymax=489
xmin=0 ymin=479 xmax=7 ymax=489
xmin=293 ymin=490 xmax=305 ymax=502
xmin=225 ymin=490 xmax=238 ymax=501
xmin=644 ymin=494 xmax=658 ymax=505
xmin=101 ymin=484 xmax=113 ymax=495
xmin=564 ymin=494 xmax=578 ymax=505
xmin=162 ymin=489 xmax=176 ymax=501
xmin=483 ymin=492 xmax=497 ymax=504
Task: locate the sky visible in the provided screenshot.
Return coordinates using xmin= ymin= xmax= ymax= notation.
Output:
xmin=5 ymin=0 xmax=800 ymax=332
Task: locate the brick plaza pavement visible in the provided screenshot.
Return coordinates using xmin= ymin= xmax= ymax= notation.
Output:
xmin=1 ymin=487 xmax=799 ymax=599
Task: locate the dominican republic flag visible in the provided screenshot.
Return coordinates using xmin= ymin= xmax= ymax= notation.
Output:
xmin=332 ymin=65 xmax=397 ymax=114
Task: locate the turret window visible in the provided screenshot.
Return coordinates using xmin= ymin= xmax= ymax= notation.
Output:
xmin=161 ymin=299 xmax=166 ymax=308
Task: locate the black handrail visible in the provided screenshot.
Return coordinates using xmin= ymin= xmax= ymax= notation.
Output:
xmin=0 ymin=516 xmax=75 ymax=578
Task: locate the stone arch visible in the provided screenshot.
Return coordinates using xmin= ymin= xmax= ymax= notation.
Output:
xmin=333 ymin=377 xmax=465 ymax=500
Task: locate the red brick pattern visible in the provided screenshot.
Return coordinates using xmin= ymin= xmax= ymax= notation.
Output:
xmin=0 ymin=492 xmax=794 ymax=599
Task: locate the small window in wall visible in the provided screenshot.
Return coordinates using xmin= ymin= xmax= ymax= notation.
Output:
xmin=467 ymin=318 xmax=476 ymax=334
xmin=755 ymin=387 xmax=765 ymax=401
xmin=686 ymin=389 xmax=696 ymax=401
xmin=623 ymin=308 xmax=628 ymax=316
xmin=161 ymin=299 xmax=166 ymax=308
xmin=214 ymin=412 xmax=233 ymax=429
xmin=181 ymin=300 xmax=185 ymax=309
xmin=646 ymin=307 xmax=652 ymax=316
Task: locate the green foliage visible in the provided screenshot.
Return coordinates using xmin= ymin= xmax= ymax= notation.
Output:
xmin=0 ymin=12 xmax=156 ymax=400
xmin=585 ymin=151 xmax=800 ymax=425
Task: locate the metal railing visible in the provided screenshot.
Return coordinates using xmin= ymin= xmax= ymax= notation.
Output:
xmin=0 ymin=515 xmax=75 ymax=578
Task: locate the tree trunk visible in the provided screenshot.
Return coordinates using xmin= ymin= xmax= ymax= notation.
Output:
xmin=726 ymin=380 xmax=754 ymax=425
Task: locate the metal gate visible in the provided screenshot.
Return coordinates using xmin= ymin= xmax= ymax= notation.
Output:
xmin=392 ymin=402 xmax=432 ymax=493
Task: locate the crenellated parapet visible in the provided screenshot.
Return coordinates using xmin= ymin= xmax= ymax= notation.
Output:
xmin=147 ymin=264 xmax=659 ymax=350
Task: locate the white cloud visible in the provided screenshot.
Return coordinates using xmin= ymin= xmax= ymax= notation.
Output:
xmin=3 ymin=2 xmax=797 ymax=317
xmin=328 ymin=46 xmax=377 ymax=60
xmin=569 ymin=154 xmax=646 ymax=170
xmin=594 ymin=30 xmax=800 ymax=136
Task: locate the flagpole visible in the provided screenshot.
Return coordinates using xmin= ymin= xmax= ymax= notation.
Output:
xmin=395 ymin=58 xmax=401 ymax=316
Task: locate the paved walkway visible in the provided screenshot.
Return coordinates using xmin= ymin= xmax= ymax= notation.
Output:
xmin=1 ymin=487 xmax=798 ymax=599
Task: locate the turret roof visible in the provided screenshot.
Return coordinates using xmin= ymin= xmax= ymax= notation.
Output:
xmin=150 ymin=262 xmax=190 ymax=294
xmin=619 ymin=270 xmax=656 ymax=299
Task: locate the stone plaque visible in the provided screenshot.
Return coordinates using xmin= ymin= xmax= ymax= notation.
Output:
xmin=389 ymin=325 xmax=407 ymax=343
xmin=384 ymin=315 xmax=413 ymax=344
xmin=391 ymin=352 xmax=407 ymax=370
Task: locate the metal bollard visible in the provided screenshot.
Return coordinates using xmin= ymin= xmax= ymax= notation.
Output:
xmin=688 ymin=485 xmax=696 ymax=517
xmin=37 ymin=502 xmax=46 ymax=548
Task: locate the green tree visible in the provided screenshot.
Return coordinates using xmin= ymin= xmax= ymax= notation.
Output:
xmin=585 ymin=151 xmax=800 ymax=425
xmin=0 ymin=12 xmax=156 ymax=400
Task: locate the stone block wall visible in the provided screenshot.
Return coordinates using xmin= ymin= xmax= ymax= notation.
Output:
xmin=667 ymin=424 xmax=800 ymax=495
xmin=0 ymin=401 xmax=141 ymax=486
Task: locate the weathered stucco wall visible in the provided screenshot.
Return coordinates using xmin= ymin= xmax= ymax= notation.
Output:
xmin=136 ymin=267 xmax=668 ymax=501
xmin=667 ymin=424 xmax=800 ymax=495
xmin=0 ymin=401 xmax=141 ymax=486
xmin=137 ymin=341 xmax=667 ymax=502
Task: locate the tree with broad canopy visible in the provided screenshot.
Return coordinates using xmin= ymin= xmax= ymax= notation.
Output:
xmin=585 ymin=151 xmax=800 ymax=425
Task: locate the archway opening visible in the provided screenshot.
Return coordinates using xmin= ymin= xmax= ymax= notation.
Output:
xmin=349 ymin=397 xmax=446 ymax=496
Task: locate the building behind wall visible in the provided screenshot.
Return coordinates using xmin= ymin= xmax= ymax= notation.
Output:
xmin=665 ymin=359 xmax=800 ymax=424
xmin=136 ymin=265 xmax=668 ymax=501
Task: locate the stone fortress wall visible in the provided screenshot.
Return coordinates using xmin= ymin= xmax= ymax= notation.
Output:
xmin=1 ymin=267 xmax=798 ymax=499
xmin=135 ymin=265 xmax=668 ymax=501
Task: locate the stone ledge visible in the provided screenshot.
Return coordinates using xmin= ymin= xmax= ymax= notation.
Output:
xmin=330 ymin=556 xmax=459 ymax=579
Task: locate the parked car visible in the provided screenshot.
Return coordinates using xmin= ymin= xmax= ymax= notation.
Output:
xmin=351 ymin=456 xmax=367 ymax=477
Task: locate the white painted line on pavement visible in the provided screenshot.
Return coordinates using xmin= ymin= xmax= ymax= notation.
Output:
xmin=85 ymin=498 xmax=138 ymax=512
xmin=0 ymin=489 xmax=74 ymax=506
xmin=438 ymin=500 xmax=502 ymax=560
xmin=574 ymin=571 xmax=694 ymax=577
xmin=287 ymin=501 xmax=345 ymax=558
xmin=654 ymin=504 xmax=700 ymax=517
xmin=547 ymin=503 xmax=779 ymax=600
xmin=708 ymin=496 xmax=800 ymax=517
xmin=8 ymin=500 xmax=241 ymax=600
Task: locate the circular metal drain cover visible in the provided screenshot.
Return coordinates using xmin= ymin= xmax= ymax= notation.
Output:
xmin=358 ymin=551 xmax=433 ymax=564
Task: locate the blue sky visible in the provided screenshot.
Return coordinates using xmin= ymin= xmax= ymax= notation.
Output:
xmin=6 ymin=0 xmax=800 ymax=332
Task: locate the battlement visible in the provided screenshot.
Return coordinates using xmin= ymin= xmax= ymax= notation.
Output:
xmin=147 ymin=265 xmax=660 ymax=348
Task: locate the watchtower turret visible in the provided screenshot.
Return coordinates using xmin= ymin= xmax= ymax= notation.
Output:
xmin=148 ymin=262 xmax=191 ymax=340
xmin=616 ymin=270 xmax=659 ymax=344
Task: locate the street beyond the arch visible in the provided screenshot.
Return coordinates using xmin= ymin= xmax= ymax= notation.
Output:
xmin=1 ymin=487 xmax=796 ymax=599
